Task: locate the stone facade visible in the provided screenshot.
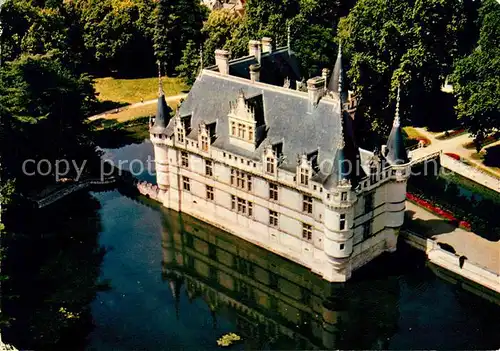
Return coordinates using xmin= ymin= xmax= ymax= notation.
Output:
xmin=150 ymin=40 xmax=411 ymax=282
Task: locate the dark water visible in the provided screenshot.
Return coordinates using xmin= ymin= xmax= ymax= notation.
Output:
xmin=2 ymin=140 xmax=500 ymax=350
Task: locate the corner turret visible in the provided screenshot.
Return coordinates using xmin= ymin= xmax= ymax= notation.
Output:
xmin=151 ymin=64 xmax=172 ymax=133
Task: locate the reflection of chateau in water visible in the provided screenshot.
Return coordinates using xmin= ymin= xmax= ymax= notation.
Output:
xmin=160 ymin=209 xmax=400 ymax=349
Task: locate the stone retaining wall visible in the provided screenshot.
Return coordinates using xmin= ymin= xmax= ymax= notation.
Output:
xmin=400 ymin=230 xmax=500 ymax=294
xmin=440 ymin=153 xmax=499 ymax=192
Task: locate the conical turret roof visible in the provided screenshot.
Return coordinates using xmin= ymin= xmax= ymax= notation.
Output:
xmin=386 ymin=88 xmax=409 ymax=165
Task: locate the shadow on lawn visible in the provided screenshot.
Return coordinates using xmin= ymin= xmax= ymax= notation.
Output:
xmin=404 ymin=210 xmax=457 ymax=236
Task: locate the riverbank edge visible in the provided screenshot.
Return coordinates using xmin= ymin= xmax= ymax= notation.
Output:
xmin=400 ymin=229 xmax=500 ymax=298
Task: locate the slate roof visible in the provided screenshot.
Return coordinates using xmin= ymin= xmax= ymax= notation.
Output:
xmin=165 ymin=70 xmax=353 ymax=178
xmin=151 ymin=93 xmax=172 ymax=134
xmin=386 ymin=123 xmax=408 ymax=165
xmin=218 ymin=47 xmax=302 ymax=89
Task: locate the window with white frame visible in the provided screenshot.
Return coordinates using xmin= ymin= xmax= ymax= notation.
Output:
xmin=231 ymin=169 xmax=251 ymax=191
xmin=206 ymin=185 xmax=214 ymax=201
xmin=269 ymin=183 xmax=278 ymax=201
xmin=177 ymin=127 xmax=184 ymax=143
xmin=201 ymin=134 xmax=209 ymax=152
xmin=183 ymin=176 xmax=190 ymax=191
xmin=231 ymin=196 xmax=253 ymax=216
xmin=205 ymin=160 xmax=213 ymax=176
xmin=302 ymin=195 xmax=313 ymax=214
xmin=266 ymin=156 xmax=275 ymax=174
xmin=339 ymin=214 xmax=346 ymax=230
xmin=269 ymin=210 xmax=278 ymax=227
xmin=181 ymin=152 xmax=189 ymax=167
xmin=300 ymin=167 xmax=309 ymax=186
xmin=302 ymin=223 xmax=312 ymax=241
xmin=341 ymin=192 xmax=347 ymax=201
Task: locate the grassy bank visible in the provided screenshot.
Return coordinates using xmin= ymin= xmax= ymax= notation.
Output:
xmin=94 ymin=76 xmax=188 ymax=104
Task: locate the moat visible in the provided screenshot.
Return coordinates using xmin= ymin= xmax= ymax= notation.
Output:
xmin=1 ymin=141 xmax=499 ymax=350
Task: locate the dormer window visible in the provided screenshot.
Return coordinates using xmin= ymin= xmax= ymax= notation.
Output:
xmin=263 ymin=146 xmax=276 ymax=175
xmin=201 ymin=135 xmax=208 ymax=151
xmin=198 ymin=123 xmax=210 ymax=152
xmin=176 ymin=127 xmax=184 ymax=143
xmin=266 ymin=156 xmax=275 ymax=174
xmin=300 ymin=168 xmax=309 ymax=186
xmin=228 ymin=90 xmax=259 ymax=152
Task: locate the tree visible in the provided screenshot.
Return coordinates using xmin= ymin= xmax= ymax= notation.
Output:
xmin=153 ymin=0 xmax=208 ymax=74
xmin=240 ymin=0 xmax=344 ymax=77
xmin=0 ymin=53 xmax=99 ymax=191
xmin=450 ymin=0 xmax=500 ymax=139
xmin=338 ymin=0 xmax=475 ymax=146
xmin=201 ymin=9 xmax=244 ymax=67
xmin=74 ymin=0 xmax=157 ymax=76
xmin=176 ymin=40 xmax=201 ymax=86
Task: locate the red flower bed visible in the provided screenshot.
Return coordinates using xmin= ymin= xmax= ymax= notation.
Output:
xmin=406 ymin=192 xmax=472 ymax=231
xmin=444 ymin=152 xmax=460 ymax=161
xmin=417 ymin=137 xmax=431 ymax=146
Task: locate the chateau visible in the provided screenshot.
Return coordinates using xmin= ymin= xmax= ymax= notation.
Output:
xmin=149 ymin=38 xmax=411 ymax=282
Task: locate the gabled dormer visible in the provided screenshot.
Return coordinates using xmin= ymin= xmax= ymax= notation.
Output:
xmin=174 ymin=111 xmax=186 ymax=146
xmin=228 ymin=90 xmax=258 ymax=152
xmin=296 ymin=153 xmax=312 ymax=188
xmin=198 ymin=122 xmax=210 ymax=153
xmin=263 ymin=144 xmax=277 ymax=176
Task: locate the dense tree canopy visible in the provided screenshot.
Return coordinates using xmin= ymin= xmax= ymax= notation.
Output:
xmin=0 ymin=54 xmax=99 ymax=191
xmin=451 ymin=0 xmax=500 ymax=139
xmin=153 ymin=0 xmax=208 ymax=74
xmin=338 ymin=0 xmax=479 ymax=146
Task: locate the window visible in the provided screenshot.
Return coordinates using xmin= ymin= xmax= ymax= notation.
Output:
xmin=176 ymin=127 xmax=184 ymax=143
xmin=363 ymin=222 xmax=371 ymax=239
xmin=300 ymin=168 xmax=309 ymax=186
xmin=269 ymin=183 xmax=278 ymax=201
xmin=302 ymin=195 xmax=313 ymax=214
xmin=181 ymin=152 xmax=189 ymax=167
xmin=340 ymin=243 xmax=345 ymax=250
xmin=248 ymin=126 xmax=254 ymax=140
xmin=232 ymin=196 xmax=252 ymax=216
xmin=266 ymin=157 xmax=275 ymax=174
xmin=201 ymin=135 xmax=209 ymax=152
xmin=302 ymin=223 xmax=312 ymax=241
xmin=205 ymin=160 xmax=213 ymax=176
xmin=339 ymin=214 xmax=346 ymax=230
xmin=231 ymin=121 xmax=236 ymax=135
xmin=183 ymin=176 xmax=190 ymax=191
xmin=206 ymin=185 xmax=214 ymax=201
xmin=364 ymin=193 xmax=374 ymax=213
xmin=370 ymin=167 xmax=377 ymax=184
xmin=341 ymin=192 xmax=347 ymax=201
xmin=269 ymin=210 xmax=278 ymax=227
xmin=231 ymin=169 xmax=251 ymax=191
xmin=237 ymin=171 xmax=245 ymax=189
xmin=237 ymin=197 xmax=246 ymax=213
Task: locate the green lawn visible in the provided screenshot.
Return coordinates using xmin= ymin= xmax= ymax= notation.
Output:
xmin=94 ymin=76 xmax=188 ymax=104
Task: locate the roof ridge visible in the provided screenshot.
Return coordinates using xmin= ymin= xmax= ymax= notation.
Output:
xmin=201 ymin=69 xmax=340 ymax=106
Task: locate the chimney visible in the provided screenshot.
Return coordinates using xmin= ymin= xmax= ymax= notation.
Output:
xmin=261 ymin=37 xmax=273 ymax=53
xmin=215 ymin=49 xmax=230 ymax=75
xmin=307 ymin=77 xmax=326 ymax=107
xmin=248 ymin=40 xmax=261 ymax=63
xmin=249 ymin=63 xmax=261 ymax=82
xmin=322 ymin=68 xmax=330 ymax=90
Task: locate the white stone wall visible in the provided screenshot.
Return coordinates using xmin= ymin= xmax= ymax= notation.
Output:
xmin=152 ymin=134 xmax=409 ymax=282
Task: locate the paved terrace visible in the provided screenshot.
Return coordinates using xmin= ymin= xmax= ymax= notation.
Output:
xmin=405 ymin=201 xmax=499 ymax=275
